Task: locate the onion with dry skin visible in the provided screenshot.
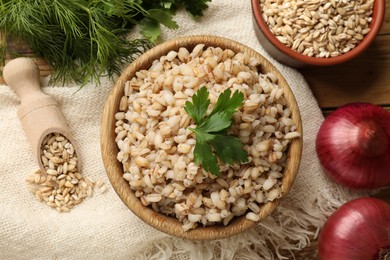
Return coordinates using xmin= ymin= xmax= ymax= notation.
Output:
xmin=316 ymin=103 xmax=390 ymax=189
xmin=318 ymin=197 xmax=390 ymax=260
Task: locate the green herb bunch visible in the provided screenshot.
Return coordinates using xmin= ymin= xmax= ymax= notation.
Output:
xmin=0 ymin=0 xmax=211 ymax=85
xmin=184 ymin=87 xmax=249 ymax=176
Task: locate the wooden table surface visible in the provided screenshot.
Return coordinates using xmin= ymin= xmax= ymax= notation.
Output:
xmin=300 ymin=1 xmax=390 ymax=112
xmin=1 ymin=2 xmax=389 ymax=258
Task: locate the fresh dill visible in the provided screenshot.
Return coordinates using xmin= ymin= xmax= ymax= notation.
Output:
xmin=0 ymin=0 xmax=211 ymax=85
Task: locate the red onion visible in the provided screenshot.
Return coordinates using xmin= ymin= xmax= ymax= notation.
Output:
xmin=318 ymin=197 xmax=390 ymax=260
xmin=316 ymin=103 xmax=390 ymax=189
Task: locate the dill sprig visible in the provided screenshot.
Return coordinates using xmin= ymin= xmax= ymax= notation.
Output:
xmin=0 ymin=0 xmax=150 ymax=85
xmin=0 ymin=0 xmax=211 ymax=85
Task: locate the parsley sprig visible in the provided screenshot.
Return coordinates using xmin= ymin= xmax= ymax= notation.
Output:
xmin=184 ymin=87 xmax=249 ymax=176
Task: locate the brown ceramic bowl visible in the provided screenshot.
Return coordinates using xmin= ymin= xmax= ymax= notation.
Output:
xmin=251 ymin=0 xmax=385 ymax=67
xmin=100 ymin=35 xmax=302 ymax=240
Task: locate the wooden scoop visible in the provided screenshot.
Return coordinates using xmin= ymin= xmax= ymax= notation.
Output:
xmin=3 ymin=58 xmax=80 ymax=172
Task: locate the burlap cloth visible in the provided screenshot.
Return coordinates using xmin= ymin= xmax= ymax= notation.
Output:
xmin=0 ymin=1 xmax=366 ymax=259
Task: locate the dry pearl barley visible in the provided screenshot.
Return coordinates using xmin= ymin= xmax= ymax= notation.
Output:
xmin=26 ymin=133 xmax=107 ymax=212
xmin=260 ymin=0 xmax=375 ymax=57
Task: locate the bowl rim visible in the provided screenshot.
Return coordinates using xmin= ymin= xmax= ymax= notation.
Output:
xmin=251 ymin=0 xmax=385 ymax=66
xmin=100 ymin=35 xmax=303 ymax=240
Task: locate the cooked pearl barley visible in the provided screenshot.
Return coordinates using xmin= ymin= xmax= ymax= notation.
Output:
xmin=115 ymin=44 xmax=300 ymax=230
xmin=246 ymin=212 xmax=261 ymax=222
xmin=284 ymin=131 xmax=301 ymax=140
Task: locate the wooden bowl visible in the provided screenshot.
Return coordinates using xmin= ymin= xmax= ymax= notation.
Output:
xmin=251 ymin=0 xmax=385 ymax=67
xmin=100 ymin=35 xmax=303 ymax=240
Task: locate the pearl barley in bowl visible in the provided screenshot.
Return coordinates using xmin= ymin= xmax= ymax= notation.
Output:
xmin=100 ymin=35 xmax=302 ymax=240
xmin=251 ymin=0 xmax=385 ymax=67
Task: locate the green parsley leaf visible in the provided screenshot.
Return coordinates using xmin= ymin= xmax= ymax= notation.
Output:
xmin=196 ymin=88 xmax=244 ymax=133
xmin=197 ymin=111 xmax=232 ymax=133
xmin=180 ymin=0 xmax=212 ymax=17
xmin=185 ymin=87 xmax=249 ymax=176
xmin=140 ymin=17 xmax=161 ymax=42
xmin=193 ymin=133 xmax=221 ymax=176
xmin=209 ymin=89 xmax=244 ymax=117
xmin=146 ymin=9 xmax=179 ymax=29
xmin=184 ymin=86 xmax=210 ymax=125
xmin=204 ymin=134 xmax=249 ymax=166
